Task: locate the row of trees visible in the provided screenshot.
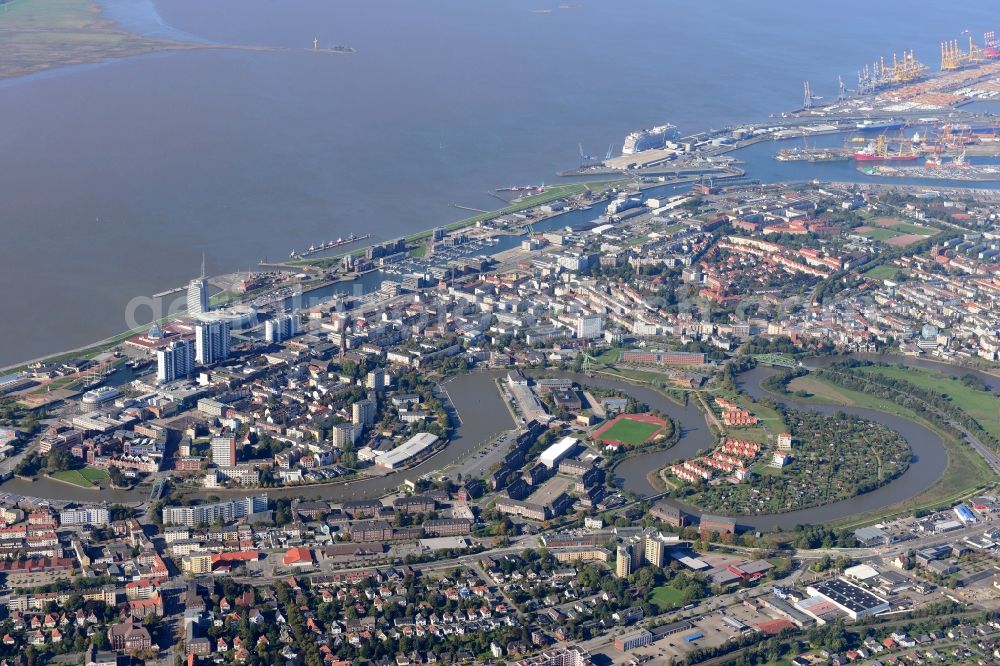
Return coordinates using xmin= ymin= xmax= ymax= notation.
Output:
xmin=822 ymin=361 xmax=1000 ymax=453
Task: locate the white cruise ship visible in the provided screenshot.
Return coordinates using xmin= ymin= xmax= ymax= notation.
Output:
xmin=621 ymin=124 xmax=679 ymax=155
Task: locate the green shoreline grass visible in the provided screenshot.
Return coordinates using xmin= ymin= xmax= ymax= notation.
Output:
xmin=855 ymin=364 xmax=1000 ymax=441
xmin=50 ymin=468 xmax=109 ymax=489
xmin=0 ymin=0 xmax=191 ymax=81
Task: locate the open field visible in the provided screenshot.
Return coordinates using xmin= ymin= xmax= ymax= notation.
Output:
xmin=872 ymin=217 xmax=939 ymax=236
xmin=725 ymin=426 xmax=771 ymax=445
xmin=0 ymin=0 xmax=190 ymax=81
xmin=785 ymin=374 xmax=996 ymax=528
xmin=650 ymin=584 xmax=686 ymax=611
xmin=593 ymin=414 xmax=665 ymax=446
xmin=885 ymin=233 xmax=926 ymax=247
xmin=863 ymin=264 xmax=901 ymax=281
xmin=50 ymin=467 xmax=109 ymax=488
xmin=855 ymin=226 xmax=902 ymax=241
xmin=857 ymin=364 xmax=1000 ymax=440
xmin=857 ymin=220 xmax=936 ymax=247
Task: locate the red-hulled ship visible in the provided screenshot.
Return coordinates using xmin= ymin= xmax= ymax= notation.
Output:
xmin=985 ymin=30 xmax=1000 ymax=58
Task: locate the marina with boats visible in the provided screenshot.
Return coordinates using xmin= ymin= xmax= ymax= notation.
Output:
xmin=289 ymin=233 xmax=371 ymax=259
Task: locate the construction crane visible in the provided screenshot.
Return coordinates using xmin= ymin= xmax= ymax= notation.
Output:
xmin=605 ymin=143 xmax=614 ymax=160
xmin=857 ymin=65 xmax=872 ymax=95
xmin=966 ymin=34 xmax=984 ymax=64
xmin=578 ymin=143 xmax=595 ymax=167
xmin=889 ymin=50 xmax=927 ymax=83
xmin=941 ymin=39 xmax=964 ymax=70
xmin=856 ymin=49 xmax=925 ymax=94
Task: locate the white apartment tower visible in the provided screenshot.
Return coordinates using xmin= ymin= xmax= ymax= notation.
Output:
xmin=265 ymin=313 xmax=299 ymax=344
xmin=157 ymin=339 xmax=195 ymax=384
xmin=195 ymin=321 xmax=231 ymax=364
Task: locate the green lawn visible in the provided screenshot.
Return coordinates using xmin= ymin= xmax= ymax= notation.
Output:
xmin=863 ymin=265 xmax=900 ymax=281
xmin=597 ymin=418 xmax=661 ymax=445
xmin=600 ymin=367 xmax=679 ymax=385
xmin=890 ymin=221 xmax=937 ymax=236
xmin=752 ymin=461 xmax=784 ymax=477
xmin=727 ymin=427 xmax=771 ymax=445
xmin=79 ymin=468 xmax=110 ymax=483
xmin=650 ymin=584 xmax=686 ymax=611
xmin=209 ymin=290 xmax=239 ymax=307
xmin=51 ymin=467 xmax=109 ymax=488
xmin=858 ymin=227 xmax=902 ymax=241
xmin=593 ymin=347 xmax=625 ymax=364
xmin=859 ymin=365 xmax=1000 ymax=440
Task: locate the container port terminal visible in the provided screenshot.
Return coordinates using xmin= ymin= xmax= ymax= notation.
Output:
xmin=562 ymin=29 xmax=1000 ymax=184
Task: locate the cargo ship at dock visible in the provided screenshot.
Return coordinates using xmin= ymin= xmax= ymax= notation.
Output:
xmin=774 ymin=147 xmax=851 ymax=163
xmin=854 ymin=135 xmax=919 ymax=162
xmin=856 ymin=118 xmax=905 ymax=132
xmin=290 ymin=233 xmax=372 ymax=259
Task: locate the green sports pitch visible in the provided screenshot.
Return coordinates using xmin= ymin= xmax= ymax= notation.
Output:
xmin=596 ymin=418 xmax=662 ymax=445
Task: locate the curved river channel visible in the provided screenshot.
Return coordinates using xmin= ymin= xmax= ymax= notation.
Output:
xmin=616 ymin=354 xmax=997 ymax=531
xmin=3 ymin=356 xmax=994 ymax=531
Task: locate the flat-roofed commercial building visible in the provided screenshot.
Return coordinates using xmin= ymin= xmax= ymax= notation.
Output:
xmin=539 ymin=437 xmax=579 ymax=469
xmin=374 ymin=432 xmax=438 ymax=469
xmin=806 ymin=578 xmax=889 ymax=620
xmin=614 ymin=628 xmax=653 ymax=651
